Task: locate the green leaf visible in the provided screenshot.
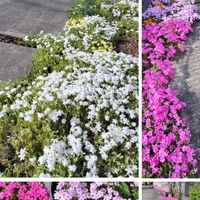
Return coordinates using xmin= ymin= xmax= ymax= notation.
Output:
xmin=120 ymin=183 xmax=131 ymax=197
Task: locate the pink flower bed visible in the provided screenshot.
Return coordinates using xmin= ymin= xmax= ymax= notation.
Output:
xmin=142 ymin=0 xmax=199 ymax=178
xmin=0 ymin=182 xmax=138 ymax=199
xmin=54 ymin=182 xmax=138 ymax=200
xmin=153 ymin=184 xmax=169 ymax=196
xmin=0 ymin=182 xmax=50 ymax=200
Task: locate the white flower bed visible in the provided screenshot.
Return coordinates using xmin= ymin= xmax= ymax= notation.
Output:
xmin=0 ymin=52 xmax=138 ymax=177
xmin=0 ymin=0 xmax=138 ymax=177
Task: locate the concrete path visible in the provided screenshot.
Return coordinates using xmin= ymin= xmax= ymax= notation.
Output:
xmin=0 ymin=42 xmax=34 ymax=81
xmin=0 ymin=0 xmax=72 ymax=82
xmin=44 ymin=183 xmax=53 ymax=200
xmin=142 ymin=0 xmax=152 ymax=12
xmin=0 ymin=0 xmax=72 ymax=37
xmin=142 ymin=188 xmax=162 ymax=200
xmin=171 ymin=3 xmax=200 ymax=177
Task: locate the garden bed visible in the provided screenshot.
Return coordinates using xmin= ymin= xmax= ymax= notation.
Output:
xmin=0 ymin=182 xmax=138 ymax=200
xmin=142 ymin=0 xmax=200 ymax=178
xmin=0 ymin=0 xmax=138 ymax=178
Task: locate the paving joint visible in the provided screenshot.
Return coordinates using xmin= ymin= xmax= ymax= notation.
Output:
xmin=0 ymin=33 xmax=35 ymax=48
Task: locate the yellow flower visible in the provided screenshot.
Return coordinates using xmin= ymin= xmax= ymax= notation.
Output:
xmin=109 ymin=48 xmax=113 ymax=52
xmin=65 ymin=20 xmax=76 ymax=28
xmin=79 ymin=19 xmax=85 ymax=25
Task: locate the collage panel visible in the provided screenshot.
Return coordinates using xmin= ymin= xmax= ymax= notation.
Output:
xmin=142 ymin=0 xmax=200 ymax=178
xmin=0 ymin=181 xmax=139 ymax=200
xmin=0 ymin=0 xmax=139 ymax=178
xmin=142 ymin=182 xmax=200 ymax=200
xmin=4 ymin=0 xmax=200 ymax=199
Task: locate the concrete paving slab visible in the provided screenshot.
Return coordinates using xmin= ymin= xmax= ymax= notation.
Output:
xmin=44 ymin=183 xmax=53 ymax=200
xmin=143 ymin=0 xmax=152 ymax=12
xmin=142 ymin=188 xmax=162 ymax=200
xmin=171 ymin=4 xmax=200 ymax=177
xmin=0 ymin=42 xmax=34 ymax=81
xmin=0 ymin=0 xmax=72 ymax=38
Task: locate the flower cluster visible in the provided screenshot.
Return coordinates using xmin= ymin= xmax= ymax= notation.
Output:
xmin=143 ymin=1 xmax=171 ymax=20
xmin=170 ymin=0 xmax=199 ymax=23
xmin=68 ymin=0 xmax=139 ymax=43
xmin=153 ymin=183 xmax=169 ymax=196
xmin=143 ymin=19 xmax=192 ymax=77
xmin=142 ymin=0 xmax=199 ymax=178
xmin=54 ymin=182 xmax=138 ymax=200
xmin=26 ymin=16 xmax=118 ymax=53
xmin=0 ymin=51 xmax=138 ymax=177
xmin=0 ymin=182 xmax=50 ymax=200
xmin=0 ymin=0 xmax=138 ymax=177
xmin=99 ymin=0 xmax=138 ymax=39
xmin=99 ymin=0 xmax=138 ymax=20
xmin=0 ymin=182 xmax=138 ymax=200
xmin=143 ymin=0 xmax=199 ymax=23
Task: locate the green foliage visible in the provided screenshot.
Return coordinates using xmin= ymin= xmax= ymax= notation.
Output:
xmin=68 ymin=0 xmax=138 ymax=41
xmin=116 ymin=183 xmax=138 ymax=199
xmin=118 ymin=18 xmax=138 ymax=40
xmin=68 ymin=0 xmax=101 ymax=18
xmin=189 ymin=183 xmax=200 ymax=200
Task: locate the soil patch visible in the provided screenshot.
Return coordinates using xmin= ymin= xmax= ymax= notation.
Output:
xmin=117 ymin=37 xmax=138 ymax=57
